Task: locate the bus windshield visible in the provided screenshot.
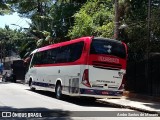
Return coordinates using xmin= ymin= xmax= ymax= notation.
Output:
xmin=90 ymin=38 xmax=126 ymax=59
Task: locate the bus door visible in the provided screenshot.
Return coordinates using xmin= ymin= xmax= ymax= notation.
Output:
xmin=27 ymin=52 xmax=40 ymax=87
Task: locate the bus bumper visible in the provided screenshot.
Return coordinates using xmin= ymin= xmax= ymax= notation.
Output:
xmin=79 ymin=88 xmax=123 ymax=98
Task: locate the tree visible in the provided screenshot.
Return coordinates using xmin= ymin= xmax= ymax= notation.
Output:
xmin=0 ymin=0 xmax=12 ymax=15
xmin=68 ymin=0 xmax=114 ymax=39
xmin=0 ymin=26 xmax=31 ymax=59
xmin=8 ymin=0 xmax=87 ymax=57
xmin=50 ymin=1 xmax=84 ymax=42
xmin=119 ymin=0 xmax=160 ymax=61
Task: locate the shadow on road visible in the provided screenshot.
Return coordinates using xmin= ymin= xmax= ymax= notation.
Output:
xmin=27 ymin=89 xmax=117 ymax=108
xmin=0 ymin=106 xmax=73 ymax=120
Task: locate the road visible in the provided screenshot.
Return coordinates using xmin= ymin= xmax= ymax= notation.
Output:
xmin=0 ymin=82 xmax=159 ymax=120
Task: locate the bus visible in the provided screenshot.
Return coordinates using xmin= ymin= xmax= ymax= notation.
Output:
xmin=25 ymin=36 xmax=127 ymax=99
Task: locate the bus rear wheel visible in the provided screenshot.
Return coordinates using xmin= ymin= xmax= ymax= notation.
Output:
xmin=55 ymin=83 xmax=62 ymax=99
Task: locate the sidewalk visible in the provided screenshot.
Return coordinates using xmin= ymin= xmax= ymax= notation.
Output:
xmin=98 ymin=91 xmax=160 ymax=115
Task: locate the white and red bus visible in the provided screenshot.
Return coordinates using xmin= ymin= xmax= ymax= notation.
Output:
xmin=25 ymin=36 xmax=127 ymax=99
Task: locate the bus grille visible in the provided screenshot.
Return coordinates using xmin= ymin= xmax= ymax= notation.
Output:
xmin=92 ymin=61 xmax=122 ymax=70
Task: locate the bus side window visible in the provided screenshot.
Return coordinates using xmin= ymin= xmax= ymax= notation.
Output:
xmin=50 ymin=48 xmax=59 ymax=64
xmin=70 ymin=42 xmax=84 ymax=62
xmin=55 ymin=46 xmax=70 ymax=63
xmin=31 ymin=52 xmax=41 ymax=66
xmin=41 ymin=51 xmax=48 ymax=64
xmin=90 ymin=44 xmax=96 ymax=54
xmin=47 ymin=55 xmax=54 ymax=64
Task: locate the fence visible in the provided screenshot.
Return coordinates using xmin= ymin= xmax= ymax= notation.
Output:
xmin=126 ymin=54 xmax=160 ymax=97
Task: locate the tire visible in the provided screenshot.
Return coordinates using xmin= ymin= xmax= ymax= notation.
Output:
xmin=55 ymin=83 xmax=62 ymax=99
xmin=29 ymin=79 xmax=35 ymax=91
xmin=2 ymin=77 xmax=6 ymax=82
xmin=13 ymin=75 xmax=16 ymax=83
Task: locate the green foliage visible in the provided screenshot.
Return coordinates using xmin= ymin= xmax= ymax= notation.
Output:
xmin=95 ymin=22 xmax=114 ymax=38
xmin=6 ymin=0 xmax=87 ymax=58
xmin=50 ymin=1 xmax=83 ymax=42
xmin=68 ymin=11 xmax=94 ymax=38
xmin=19 ymin=39 xmax=36 ymax=58
xmin=0 ymin=27 xmax=29 ymax=57
xmin=118 ymin=0 xmax=160 ymax=61
xmin=4 ymin=0 xmax=160 ymax=60
xmin=0 ymin=1 xmax=12 ymax=15
xmin=68 ymin=0 xmax=114 ymax=39
xmin=30 ymin=30 xmax=54 ymax=47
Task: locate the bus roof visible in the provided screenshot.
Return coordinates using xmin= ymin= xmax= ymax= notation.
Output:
xmin=37 ymin=36 xmax=93 ymax=52
xmin=30 ymin=49 xmax=38 ymax=54
xmin=32 ymin=36 xmax=125 ymax=53
xmin=94 ymin=37 xmax=123 ymax=44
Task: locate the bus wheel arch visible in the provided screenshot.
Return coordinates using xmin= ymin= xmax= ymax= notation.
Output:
xmin=55 ymin=80 xmax=62 ymax=99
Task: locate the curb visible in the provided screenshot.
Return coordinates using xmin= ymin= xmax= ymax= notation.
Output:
xmin=97 ymin=99 xmax=160 ymax=116
xmin=123 ymin=91 xmax=160 ymax=103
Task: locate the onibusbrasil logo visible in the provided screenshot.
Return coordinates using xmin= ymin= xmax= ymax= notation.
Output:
xmin=1 ymin=112 xmax=42 ymax=118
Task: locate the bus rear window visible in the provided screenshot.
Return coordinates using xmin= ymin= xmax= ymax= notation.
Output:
xmin=90 ymin=38 xmax=126 ymax=59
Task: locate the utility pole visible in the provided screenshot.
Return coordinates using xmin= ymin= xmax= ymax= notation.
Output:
xmin=0 ymin=37 xmax=4 ymax=63
xmin=147 ymin=0 xmax=151 ymax=51
xmin=114 ymin=0 xmax=119 ymax=39
xmin=0 ymin=40 xmax=2 ymax=63
xmin=146 ymin=0 xmax=151 ymax=94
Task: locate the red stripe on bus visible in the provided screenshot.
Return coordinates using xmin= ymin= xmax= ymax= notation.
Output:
xmin=33 ymin=55 xmax=126 ymax=69
xmin=33 ymin=62 xmax=85 ymax=67
xmin=38 ymin=36 xmax=92 ymax=52
xmin=88 ymin=54 xmax=126 ymax=69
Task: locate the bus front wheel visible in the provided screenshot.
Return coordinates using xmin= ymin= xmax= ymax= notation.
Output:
xmin=29 ymin=79 xmax=35 ymax=91
xmin=55 ymin=83 xmax=62 ymax=99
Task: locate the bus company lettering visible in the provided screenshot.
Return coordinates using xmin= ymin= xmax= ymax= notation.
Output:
xmin=98 ymin=56 xmax=119 ymax=63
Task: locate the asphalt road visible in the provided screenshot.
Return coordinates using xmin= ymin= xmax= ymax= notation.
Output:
xmin=0 ymin=82 xmax=159 ymax=120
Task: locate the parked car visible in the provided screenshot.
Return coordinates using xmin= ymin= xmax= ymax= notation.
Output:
xmin=2 ymin=72 xmax=16 ymax=83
